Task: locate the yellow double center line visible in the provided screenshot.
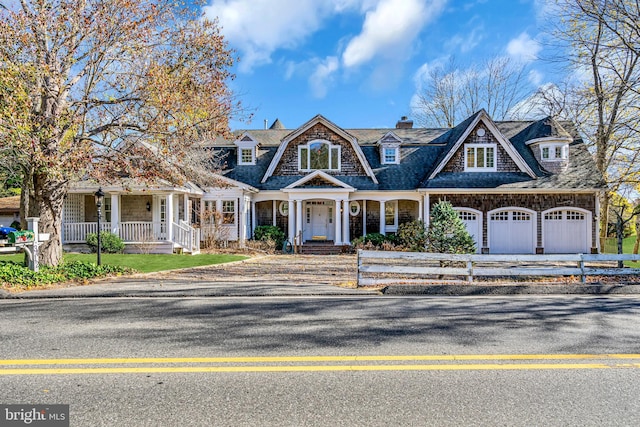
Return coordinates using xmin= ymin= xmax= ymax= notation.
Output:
xmin=1 ymin=354 xmax=640 ymax=375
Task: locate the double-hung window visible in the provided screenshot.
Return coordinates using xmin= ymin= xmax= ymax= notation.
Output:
xmin=465 ymin=144 xmax=496 ymax=171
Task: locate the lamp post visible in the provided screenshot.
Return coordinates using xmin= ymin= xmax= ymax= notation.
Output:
xmin=95 ymin=187 xmax=104 ymax=266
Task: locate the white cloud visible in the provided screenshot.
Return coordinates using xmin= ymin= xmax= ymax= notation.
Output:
xmin=203 ymin=0 xmax=348 ymax=72
xmin=528 ymin=69 xmax=543 ymax=86
xmin=309 ymin=56 xmax=340 ymax=98
xmin=507 ymin=32 xmax=542 ymax=63
xmin=342 ymin=0 xmax=447 ymax=68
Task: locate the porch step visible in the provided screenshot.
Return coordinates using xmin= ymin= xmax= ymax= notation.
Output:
xmin=300 ymin=241 xmax=345 ymax=255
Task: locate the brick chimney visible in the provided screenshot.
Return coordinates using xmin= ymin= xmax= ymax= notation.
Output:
xmin=395 ymin=116 xmax=413 ymax=129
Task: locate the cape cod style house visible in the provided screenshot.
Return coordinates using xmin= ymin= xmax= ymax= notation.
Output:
xmin=61 ymin=110 xmax=605 ymax=254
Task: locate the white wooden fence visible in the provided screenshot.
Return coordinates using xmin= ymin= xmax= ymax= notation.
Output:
xmin=357 ymin=250 xmax=640 ymax=286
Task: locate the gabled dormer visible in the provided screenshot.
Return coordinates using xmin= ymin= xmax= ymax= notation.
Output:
xmin=234 ymin=133 xmax=259 ymax=166
xmin=261 ymin=114 xmax=378 ymax=184
xmin=377 ymin=132 xmax=402 ymax=165
xmin=428 ymin=109 xmax=536 ymax=179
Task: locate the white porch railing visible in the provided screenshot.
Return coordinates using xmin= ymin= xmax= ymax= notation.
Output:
xmin=63 ymin=222 xmax=112 ymax=243
xmin=119 ymin=222 xmax=167 ymax=242
xmin=63 ymin=221 xmax=200 ymax=253
xmin=172 ymin=221 xmax=201 ymax=254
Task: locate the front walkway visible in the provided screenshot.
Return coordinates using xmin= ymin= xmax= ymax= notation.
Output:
xmin=8 ymin=255 xmax=372 ymax=298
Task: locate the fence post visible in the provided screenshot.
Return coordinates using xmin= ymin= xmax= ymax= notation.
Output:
xmin=579 ymin=254 xmax=586 ymax=283
xmin=356 ymin=250 xmax=361 ymax=288
xmin=467 ymin=259 xmax=473 ymax=283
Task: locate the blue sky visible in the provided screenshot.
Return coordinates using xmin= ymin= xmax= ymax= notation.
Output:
xmin=201 ymin=0 xmax=558 ymax=130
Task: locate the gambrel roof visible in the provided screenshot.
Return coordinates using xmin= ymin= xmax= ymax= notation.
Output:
xmin=205 ymin=112 xmax=605 ymax=192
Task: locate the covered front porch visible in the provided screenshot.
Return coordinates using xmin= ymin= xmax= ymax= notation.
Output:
xmin=62 ymin=184 xmax=202 ymax=254
xmin=252 ymin=193 xmax=424 ymax=247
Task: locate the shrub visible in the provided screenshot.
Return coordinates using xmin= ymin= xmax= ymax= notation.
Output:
xmin=426 ymin=201 xmax=476 ymax=254
xmin=0 ymin=260 xmax=132 ymax=288
xmin=396 ymin=219 xmax=427 ymax=251
xmin=253 ymin=225 xmax=286 ymax=250
xmin=351 ymin=232 xmax=399 ymax=250
xmin=86 ymin=231 xmax=125 ymax=253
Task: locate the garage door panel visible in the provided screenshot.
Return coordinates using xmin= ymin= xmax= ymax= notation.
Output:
xmin=457 ymin=210 xmax=481 ymax=253
xmin=489 ymin=210 xmax=535 ymax=254
xmin=544 ymin=210 xmax=589 ymax=254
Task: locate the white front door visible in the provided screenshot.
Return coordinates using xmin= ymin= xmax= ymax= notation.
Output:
xmin=303 ymin=201 xmax=334 ymax=241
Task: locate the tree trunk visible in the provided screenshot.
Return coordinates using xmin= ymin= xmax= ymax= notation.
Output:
xmin=634 ymin=213 xmax=640 ymax=254
xmin=616 ymin=214 xmax=624 ymax=268
xmin=600 ymin=192 xmax=610 ymax=239
xmin=29 ymin=172 xmax=68 ymax=267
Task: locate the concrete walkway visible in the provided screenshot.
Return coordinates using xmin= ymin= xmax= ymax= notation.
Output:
xmin=5 ymin=255 xmax=377 ymax=298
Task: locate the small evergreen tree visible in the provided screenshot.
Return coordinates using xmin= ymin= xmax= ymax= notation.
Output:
xmin=426 ymin=201 xmax=476 ymax=253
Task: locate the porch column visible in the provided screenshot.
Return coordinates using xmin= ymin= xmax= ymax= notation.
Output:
xmin=288 ymin=200 xmax=295 ymax=243
xmin=272 ymin=200 xmax=277 ymax=226
xmin=342 ymin=199 xmax=350 ymax=245
xmin=362 ymin=201 xmax=367 ymax=236
xmin=239 ymin=196 xmax=246 ymax=247
xmin=295 ymin=200 xmax=303 ymax=245
xmin=379 ymin=200 xmax=386 ymax=236
xmin=334 ymin=200 xmax=343 ymax=245
xmin=418 ymin=197 xmax=424 ymax=222
xmin=423 ymin=193 xmax=430 ymax=228
xmin=166 ymin=193 xmax=174 ymax=242
xmin=110 ymin=194 xmax=120 ymax=237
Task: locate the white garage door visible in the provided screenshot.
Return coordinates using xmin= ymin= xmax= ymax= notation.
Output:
xmin=543 ymin=210 xmax=590 ymax=254
xmin=456 ymin=209 xmax=481 ymax=253
xmin=489 ymin=210 xmax=535 ymax=254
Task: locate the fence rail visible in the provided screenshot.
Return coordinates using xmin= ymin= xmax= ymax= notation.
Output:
xmin=357 ymin=250 xmax=640 ymax=286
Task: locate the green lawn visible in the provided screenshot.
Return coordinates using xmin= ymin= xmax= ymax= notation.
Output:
xmin=0 ymin=252 xmax=249 ymax=273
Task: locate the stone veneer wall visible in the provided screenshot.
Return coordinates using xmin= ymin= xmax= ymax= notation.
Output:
xmin=274 ymin=123 xmax=368 ymax=176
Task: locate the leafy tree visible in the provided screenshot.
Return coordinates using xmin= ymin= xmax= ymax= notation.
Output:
xmin=0 ymin=0 xmax=240 ymax=266
xmin=396 ymin=219 xmax=428 ymax=252
xmin=426 ymin=201 xmax=476 ymax=254
xmin=542 ymin=0 xmax=640 ymax=238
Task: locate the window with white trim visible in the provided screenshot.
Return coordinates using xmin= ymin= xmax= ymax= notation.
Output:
xmin=299 ymin=141 xmax=340 ymax=171
xmin=540 ymin=143 xmax=569 ymax=160
xmin=222 ymin=200 xmax=235 ymax=225
xmin=385 ymin=201 xmax=398 ymax=231
xmin=381 ymin=147 xmax=399 ymax=164
xmin=465 ymin=144 xmax=496 ymax=171
xmin=239 ymin=148 xmax=254 ymax=165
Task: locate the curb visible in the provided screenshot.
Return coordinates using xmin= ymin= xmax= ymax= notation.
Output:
xmin=381 ymin=283 xmax=640 ymax=295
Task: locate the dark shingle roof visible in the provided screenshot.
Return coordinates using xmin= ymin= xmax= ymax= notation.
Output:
xmin=212 ymin=115 xmax=604 ymax=191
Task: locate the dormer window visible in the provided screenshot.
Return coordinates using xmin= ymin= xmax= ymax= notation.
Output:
xmin=299 ymin=140 xmax=341 ymax=171
xmin=239 ymin=148 xmax=254 ymax=164
xmin=234 ymin=133 xmax=258 ymax=165
xmin=541 ymin=144 xmax=569 ymax=160
xmin=465 ymin=144 xmax=496 ymax=171
xmin=377 ymin=132 xmax=402 ymax=165
xmin=383 ymin=147 xmax=399 ymax=164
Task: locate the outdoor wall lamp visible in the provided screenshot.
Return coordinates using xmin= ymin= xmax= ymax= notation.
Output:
xmin=146 ymin=201 xmax=151 ymax=211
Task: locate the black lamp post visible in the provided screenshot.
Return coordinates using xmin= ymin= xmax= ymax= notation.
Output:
xmin=95 ymin=187 xmax=104 ymax=266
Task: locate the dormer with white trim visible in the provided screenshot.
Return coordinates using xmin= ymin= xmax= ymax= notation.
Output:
xmin=234 ymin=133 xmax=259 ymax=166
xmin=377 ymin=132 xmax=402 ymax=165
xmin=524 ymin=117 xmax=572 ymax=174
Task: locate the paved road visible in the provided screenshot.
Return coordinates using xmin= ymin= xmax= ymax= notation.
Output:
xmin=2 ymin=295 xmax=640 ymax=426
